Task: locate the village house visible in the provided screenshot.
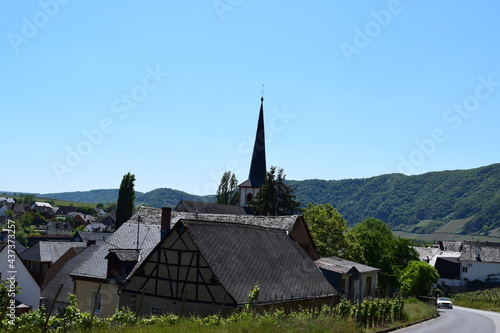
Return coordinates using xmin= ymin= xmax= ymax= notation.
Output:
xmin=68 ymin=205 xmax=326 ymax=317
xmin=20 ymin=241 xmax=85 ymax=286
xmin=459 ymin=241 xmax=500 ymax=284
xmin=416 ymin=241 xmax=500 ymax=287
xmin=70 ymin=206 xmax=165 ymax=317
xmin=41 ymin=245 xmax=99 ymax=311
xmin=30 ymin=202 xmax=55 ymax=215
xmin=119 ymin=217 xmax=338 ymax=316
xmin=0 ymin=197 xmax=15 ymax=204
xmin=46 ymin=220 xmax=74 ymax=236
xmin=315 ymin=257 xmax=379 ymax=301
xmin=0 ymin=240 xmax=40 ymax=311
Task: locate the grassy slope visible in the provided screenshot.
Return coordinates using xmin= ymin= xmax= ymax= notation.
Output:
xmin=91 ymin=300 xmax=435 ymax=333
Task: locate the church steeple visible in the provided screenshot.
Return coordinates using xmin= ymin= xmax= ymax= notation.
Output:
xmin=248 ymin=96 xmax=267 ymax=187
xmin=238 ymin=95 xmax=267 ymax=207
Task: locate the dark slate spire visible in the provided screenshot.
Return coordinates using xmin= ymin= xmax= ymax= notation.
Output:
xmin=248 ymin=97 xmax=267 ymax=187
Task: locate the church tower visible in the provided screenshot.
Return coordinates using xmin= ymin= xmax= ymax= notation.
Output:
xmin=239 ymin=96 xmax=267 ymax=207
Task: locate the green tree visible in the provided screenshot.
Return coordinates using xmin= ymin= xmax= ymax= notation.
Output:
xmin=249 ymin=166 xmax=300 ymax=216
xmin=115 ymin=172 xmax=136 ymax=230
xmin=303 ymin=203 xmax=350 ymax=257
xmin=349 ymin=217 xmax=418 ymax=292
xmin=216 ymin=171 xmax=239 ymax=205
xmin=400 ymin=261 xmax=440 ymax=297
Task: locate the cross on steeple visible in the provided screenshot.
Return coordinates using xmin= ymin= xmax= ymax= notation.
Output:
xmin=260 ymin=84 xmax=265 ymax=100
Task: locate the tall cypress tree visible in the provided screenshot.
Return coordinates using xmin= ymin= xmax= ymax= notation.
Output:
xmin=216 ymin=171 xmax=239 ymax=205
xmin=115 ymin=172 xmax=136 ymax=230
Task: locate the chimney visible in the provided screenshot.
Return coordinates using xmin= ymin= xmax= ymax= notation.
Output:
xmin=161 ymin=207 xmax=171 ymax=240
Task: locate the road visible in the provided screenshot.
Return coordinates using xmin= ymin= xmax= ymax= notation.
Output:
xmin=394 ymin=306 xmax=500 ymax=333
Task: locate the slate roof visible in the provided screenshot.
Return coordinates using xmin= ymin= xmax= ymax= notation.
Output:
xmin=20 ymin=242 xmax=85 ymax=263
xmin=181 ymin=220 xmax=337 ymax=304
xmin=460 ymin=241 xmax=500 ymax=263
xmin=55 ymin=206 xmax=76 ymax=215
xmin=315 ymin=257 xmax=380 ymax=274
xmin=41 ymin=245 xmax=99 ymax=305
xmin=441 ymin=241 xmax=463 ymax=252
xmin=107 ymin=249 xmax=140 ymax=262
xmin=173 ymin=211 xmax=300 ymax=232
xmin=71 ymin=206 xmax=163 ymax=280
xmin=174 ymin=200 xmax=250 ymax=215
xmin=71 ymin=206 xmax=307 ymax=282
xmin=0 ymin=232 xmax=27 ymax=254
xmin=71 ymin=231 xmax=111 ymax=244
xmin=134 ymin=206 xmax=301 ymax=232
xmin=414 ymin=247 xmax=440 ymax=262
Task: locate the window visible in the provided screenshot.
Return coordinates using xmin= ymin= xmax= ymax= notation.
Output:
xmin=246 ymin=193 xmax=253 ymax=203
xmin=340 ymin=278 xmax=346 ymax=292
xmin=462 ymin=266 xmax=468 ymax=273
xmin=365 ymin=276 xmax=372 ymax=296
xmin=91 ymin=291 xmax=102 ymax=314
xmin=151 ymin=306 xmax=163 ymax=315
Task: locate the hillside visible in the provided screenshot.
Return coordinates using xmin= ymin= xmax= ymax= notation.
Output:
xmin=38 ymin=188 xmax=215 ymax=209
xmin=289 ymin=163 xmax=500 ymax=235
xmin=26 ymin=163 xmax=500 ymax=236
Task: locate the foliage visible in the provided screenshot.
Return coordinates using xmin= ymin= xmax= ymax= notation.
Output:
xmin=348 ymin=218 xmax=419 ymax=291
xmin=29 ymin=163 xmax=500 ymax=235
xmin=75 ymin=205 xmax=95 ymax=215
xmin=452 ymin=288 xmax=500 ymax=312
xmin=289 ymin=163 xmax=500 ymax=234
xmin=245 ymin=282 xmax=260 ymax=310
xmin=249 ymin=166 xmax=300 ymax=216
xmin=14 ymin=194 xmax=36 ymax=205
xmin=0 ymin=295 xmax=439 ymax=333
xmin=400 ymin=261 xmax=440 ymax=297
xmin=216 ymin=171 xmax=239 ymax=206
xmin=303 ymin=203 xmax=351 ymax=258
xmin=115 ymin=172 xmax=136 ymax=230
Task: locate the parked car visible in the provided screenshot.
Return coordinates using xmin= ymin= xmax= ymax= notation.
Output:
xmin=437 ymin=297 xmax=453 ymax=309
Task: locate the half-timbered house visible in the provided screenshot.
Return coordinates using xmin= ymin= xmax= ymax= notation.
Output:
xmin=119 ymin=219 xmax=338 ymax=316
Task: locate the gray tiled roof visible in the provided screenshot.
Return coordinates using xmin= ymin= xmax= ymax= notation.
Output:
xmin=414 ymin=247 xmax=440 ymax=261
xmin=183 ymin=220 xmax=337 ymax=304
xmin=71 ymin=206 xmax=304 ymax=281
xmin=315 ymin=257 xmax=380 ymax=274
xmin=131 ymin=206 xmax=300 ymax=231
xmin=71 ymin=231 xmax=111 ymax=244
xmin=173 ymin=212 xmax=300 ymax=232
xmin=71 ymin=221 xmax=160 ymax=280
xmin=20 ymin=242 xmax=86 ymax=263
xmin=41 ymin=245 xmax=99 ymax=305
xmin=174 ymin=200 xmax=250 ymax=215
xmin=107 ymin=249 xmax=140 ymax=262
xmin=460 ymin=241 xmax=500 ymax=263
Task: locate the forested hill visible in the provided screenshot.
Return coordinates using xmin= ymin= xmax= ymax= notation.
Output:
xmin=39 ymin=188 xmax=215 ymax=209
xmin=289 ymin=163 xmax=500 ymax=234
xmin=35 ymin=163 xmax=500 ymax=235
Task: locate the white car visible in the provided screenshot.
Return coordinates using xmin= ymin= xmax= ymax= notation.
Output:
xmin=437 ymin=297 xmax=453 ymax=309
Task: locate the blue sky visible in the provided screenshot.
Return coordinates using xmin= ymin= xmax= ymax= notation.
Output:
xmin=1 ymin=1 xmax=499 ymax=195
